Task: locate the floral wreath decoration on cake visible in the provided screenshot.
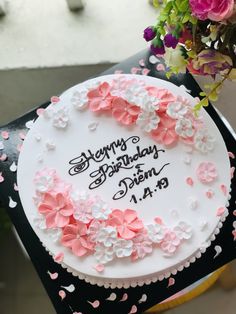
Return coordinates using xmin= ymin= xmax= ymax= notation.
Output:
xmin=32 ymin=75 xmax=230 ymax=278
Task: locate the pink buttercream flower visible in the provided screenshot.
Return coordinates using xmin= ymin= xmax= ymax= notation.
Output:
xmin=61 ymin=222 xmax=94 ymax=257
xmin=196 ymin=162 xmax=218 ymax=184
xmin=189 ymin=0 xmax=234 ymax=22
xmin=146 ymin=87 xmax=176 ymax=112
xmin=151 ymin=113 xmax=178 ymax=146
xmin=111 ymin=97 xmax=140 ymax=125
xmin=131 ymin=231 xmax=153 ymax=261
xmin=108 ymin=209 xmax=144 ymax=240
xmin=87 ymin=82 xmax=114 ymax=112
xmin=161 ymin=230 xmax=181 ymax=254
xmin=38 ymin=193 xmax=74 ymax=228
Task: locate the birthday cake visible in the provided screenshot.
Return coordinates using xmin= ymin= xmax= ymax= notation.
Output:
xmin=17 ymin=74 xmax=232 ymax=288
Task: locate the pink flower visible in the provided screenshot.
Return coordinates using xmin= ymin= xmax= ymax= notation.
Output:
xmin=196 ymin=162 xmax=218 ymax=184
xmin=61 ymin=223 xmax=94 ymax=257
xmin=151 ymin=113 xmax=178 ymax=146
xmin=146 ymin=87 xmax=176 ymax=112
xmin=108 ymin=209 xmax=144 ymax=240
xmin=131 ymin=231 xmax=153 ymax=261
xmin=38 ymin=193 xmax=74 ymax=228
xmin=87 ymin=82 xmax=114 ymax=112
xmin=190 ymin=0 xmax=234 ymax=21
xmin=111 ymin=97 xmax=140 ymax=125
xmin=161 ymin=231 xmax=181 ymax=254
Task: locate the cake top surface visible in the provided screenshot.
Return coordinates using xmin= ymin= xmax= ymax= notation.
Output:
xmin=17 ymin=74 xmax=231 ymax=287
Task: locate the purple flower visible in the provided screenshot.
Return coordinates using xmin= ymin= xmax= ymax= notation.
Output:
xmin=150 ymin=44 xmax=165 ymax=55
xmin=143 ymin=27 xmax=156 ymax=42
xmin=164 ymin=34 xmax=179 ymax=49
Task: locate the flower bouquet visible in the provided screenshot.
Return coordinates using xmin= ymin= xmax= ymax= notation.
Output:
xmin=144 ymin=0 xmax=236 ymax=114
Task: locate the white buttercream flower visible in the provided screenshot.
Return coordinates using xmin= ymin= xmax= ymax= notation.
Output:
xmin=71 ymin=190 xmax=93 ymax=223
xmin=175 ymin=118 xmax=194 ymax=138
xmin=91 ymin=199 xmax=111 ymax=220
xmin=94 ymin=244 xmax=114 ymax=264
xmin=123 ymin=84 xmax=147 ymax=106
xmin=140 ymin=95 xmax=160 ymax=112
xmin=136 ymin=111 xmax=160 ymax=132
xmin=33 ymin=214 xmax=47 ymax=230
xmin=147 ymin=224 xmax=165 ymax=243
xmin=34 ymin=173 xmax=55 ymax=193
xmin=113 ymin=239 xmax=133 ymax=258
xmin=194 ymin=129 xmax=215 ymax=153
xmin=52 ymin=107 xmax=69 ymax=129
xmin=164 ymin=46 xmax=187 ymax=73
xmin=132 ymin=232 xmax=153 ymax=260
xmin=174 ymin=221 xmax=192 ymax=240
xmin=71 ymin=90 xmax=88 ymax=110
xmin=87 ymin=219 xmax=105 ymax=242
xmin=96 ymin=226 xmax=118 ymax=247
xmin=166 ymin=102 xmax=188 ymax=119
xmin=47 ymin=228 xmax=62 ymax=243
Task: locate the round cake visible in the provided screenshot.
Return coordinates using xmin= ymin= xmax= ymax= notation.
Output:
xmin=17 ymin=74 xmax=231 ymax=288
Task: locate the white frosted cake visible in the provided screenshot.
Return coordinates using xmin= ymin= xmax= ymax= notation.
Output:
xmin=17 ymin=74 xmax=232 ymax=288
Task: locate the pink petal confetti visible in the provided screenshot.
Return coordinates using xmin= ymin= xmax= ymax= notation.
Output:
xmin=94 ymin=264 xmax=104 ymax=273
xmin=54 ymin=252 xmax=64 ymax=263
xmin=51 ymin=96 xmax=60 ymax=104
xmin=36 ymin=108 xmax=45 ymax=116
xmin=216 ymin=207 xmax=226 ymax=216
xmin=156 ymin=63 xmax=165 ymax=71
xmin=87 ymin=300 xmax=100 ymax=308
xmin=186 ymin=177 xmax=194 ymax=186
xmin=233 ymin=210 xmax=236 ymax=216
xmin=119 ymin=293 xmax=128 ymax=302
xmin=232 ymin=230 xmax=236 ymax=240
xmin=231 ymin=167 xmax=235 ymax=179
xmin=131 ymin=67 xmax=141 ymax=74
xmin=0 ymin=172 xmax=4 ymax=183
xmin=47 ymin=271 xmax=58 ymax=280
xmin=106 ymin=293 xmax=117 ymax=301
xmin=19 ymin=132 xmax=26 ymax=140
xmin=142 ymin=68 xmax=150 ymax=76
xmin=1 ymin=131 xmax=9 ymax=140
xmin=59 ymin=290 xmax=66 ymax=300
xmin=228 ymin=151 xmax=235 ymax=159
xmin=206 ymin=189 xmax=214 ymax=199
xmin=167 ymin=277 xmax=175 ymax=288
xmin=9 ymin=196 xmax=17 ymax=208
xmin=0 ymin=153 xmax=7 ymax=161
xmin=114 ymin=70 xmax=123 ymax=74
xmin=61 ymin=284 xmax=75 ymax=293
xmin=213 ymin=245 xmax=222 ymax=259
xmin=128 ymin=305 xmax=138 ymax=314
xmin=139 ymin=59 xmax=145 ymax=67
xmin=14 ymin=183 xmax=19 ymax=191
xmin=154 ymin=217 xmax=163 ymax=224
xmin=220 ymin=184 xmax=227 ymax=196
xmin=138 ymin=294 xmax=147 ymax=304
xmin=17 ymin=143 xmax=23 ymax=152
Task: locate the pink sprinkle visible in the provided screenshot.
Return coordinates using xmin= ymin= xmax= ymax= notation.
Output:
xmin=48 ymin=271 xmax=58 ymax=280
xmin=142 ymin=68 xmax=150 ymax=76
xmin=59 ymin=290 xmax=66 ymax=300
xmin=128 ymin=305 xmax=138 ymax=314
xmin=228 ymin=152 xmax=235 ymax=159
xmin=14 ymin=183 xmax=19 ymax=191
xmin=206 ymin=189 xmax=214 ymax=199
xmin=216 ymin=207 xmax=225 ymax=216
xmin=1 ymin=131 xmax=9 ymax=140
xmin=51 ymin=96 xmax=60 ymax=104
xmin=131 ymin=67 xmax=141 ymax=74
xmin=0 ymin=172 xmax=4 ymax=183
xmin=233 ymin=210 xmax=236 ymax=216
xmin=154 ymin=217 xmax=163 ymax=225
xmin=36 ymin=108 xmax=45 ymax=116
xmin=87 ymin=300 xmax=100 ymax=308
xmin=139 ymin=59 xmax=145 ymax=67
xmin=220 ymin=184 xmax=227 ymax=196
xmin=119 ymin=293 xmax=128 ymax=302
xmin=0 ymin=153 xmax=7 ymax=161
xmin=186 ymin=177 xmax=194 ymax=186
xmin=167 ymin=277 xmax=175 ymax=288
xmin=17 ymin=143 xmax=23 ymax=152
xmin=156 ymin=63 xmax=165 ymax=71
xmin=94 ymin=264 xmax=104 ymax=273
xmin=230 ymin=167 xmax=235 ymax=179
xmin=54 ymin=252 xmax=64 ymax=263
xmin=232 ymin=230 xmax=236 ymax=241
xmin=114 ymin=70 xmax=123 ymax=74
xmin=19 ymin=132 xmax=26 ymax=140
